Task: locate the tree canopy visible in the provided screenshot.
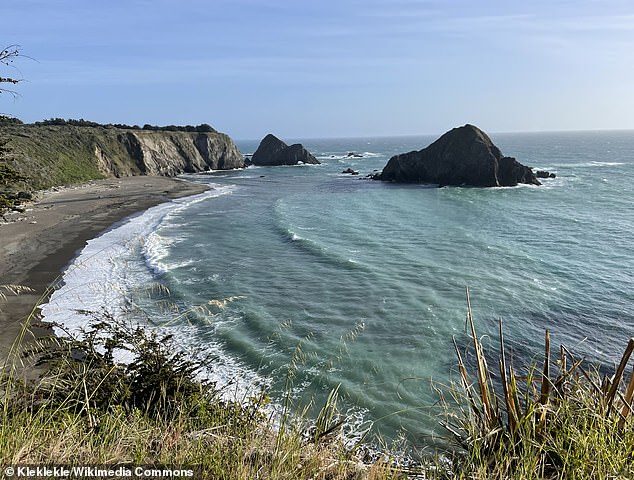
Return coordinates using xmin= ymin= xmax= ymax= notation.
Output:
xmin=34 ymin=118 xmax=217 ymax=133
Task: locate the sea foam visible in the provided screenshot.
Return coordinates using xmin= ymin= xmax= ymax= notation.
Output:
xmin=40 ymin=185 xmax=233 ymax=335
xmin=39 ymin=182 xmax=271 ymax=403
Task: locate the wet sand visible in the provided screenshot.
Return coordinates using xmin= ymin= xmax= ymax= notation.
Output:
xmin=0 ymin=176 xmax=208 ymax=361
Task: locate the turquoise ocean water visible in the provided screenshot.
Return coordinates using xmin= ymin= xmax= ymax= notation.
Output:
xmin=41 ymin=130 xmax=634 ymax=450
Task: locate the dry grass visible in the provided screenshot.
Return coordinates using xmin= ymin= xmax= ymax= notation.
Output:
xmin=438 ymin=288 xmax=634 ymax=479
xmin=0 ymin=306 xmax=407 ymax=479
xmin=3 ymin=285 xmax=633 ymax=479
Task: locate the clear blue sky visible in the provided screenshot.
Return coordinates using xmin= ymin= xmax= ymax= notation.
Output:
xmin=2 ymin=0 xmax=633 ymax=139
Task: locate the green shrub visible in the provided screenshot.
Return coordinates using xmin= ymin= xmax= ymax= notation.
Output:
xmin=0 ymin=138 xmax=30 ymax=217
xmin=0 ymin=308 xmax=393 ymax=478
xmin=22 ymin=310 xmax=266 ymax=432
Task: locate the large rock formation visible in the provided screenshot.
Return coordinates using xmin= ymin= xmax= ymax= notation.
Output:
xmin=375 ymin=124 xmax=540 ymax=187
xmin=120 ymin=130 xmax=244 ymax=176
xmin=4 ymin=123 xmax=245 ymax=189
xmin=250 ymin=134 xmax=320 ymax=166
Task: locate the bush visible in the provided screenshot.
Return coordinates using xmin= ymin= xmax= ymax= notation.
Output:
xmin=1 ymin=309 xmax=389 ymax=478
xmin=22 ymin=310 xmax=265 ymax=432
xmin=0 ymin=138 xmax=29 ymax=217
xmin=0 ymin=115 xmax=23 ymax=125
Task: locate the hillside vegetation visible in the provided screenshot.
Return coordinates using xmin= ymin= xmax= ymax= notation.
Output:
xmin=2 ymin=289 xmax=634 ymax=478
xmin=0 ymin=117 xmax=245 ymax=190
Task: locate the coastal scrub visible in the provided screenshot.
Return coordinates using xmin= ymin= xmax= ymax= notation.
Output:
xmin=2 ymin=282 xmax=634 ymax=478
xmin=0 ymin=310 xmax=402 ymax=479
xmin=438 ymin=290 xmax=634 ymax=479
xmin=0 ymin=133 xmax=30 ymax=217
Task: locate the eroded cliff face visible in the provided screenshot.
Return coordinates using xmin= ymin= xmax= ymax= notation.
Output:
xmin=5 ymin=124 xmax=246 ymax=189
xmin=120 ymin=131 xmax=245 ymax=176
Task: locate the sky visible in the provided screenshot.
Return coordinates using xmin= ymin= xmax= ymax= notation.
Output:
xmin=2 ymin=0 xmax=634 ymax=139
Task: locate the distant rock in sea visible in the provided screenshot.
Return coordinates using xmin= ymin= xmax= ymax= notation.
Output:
xmin=251 ymin=134 xmax=320 ymax=166
xmin=374 ymin=124 xmax=541 ymax=187
xmin=536 ymin=170 xmax=556 ymax=179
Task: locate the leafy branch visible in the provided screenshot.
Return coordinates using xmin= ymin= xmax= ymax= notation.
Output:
xmin=0 ymin=45 xmax=23 ymax=97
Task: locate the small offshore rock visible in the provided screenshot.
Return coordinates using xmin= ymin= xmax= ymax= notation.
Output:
xmin=536 ymin=170 xmax=556 ymax=179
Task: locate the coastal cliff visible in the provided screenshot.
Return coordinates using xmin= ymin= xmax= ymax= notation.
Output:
xmin=1 ymin=121 xmax=245 ymax=189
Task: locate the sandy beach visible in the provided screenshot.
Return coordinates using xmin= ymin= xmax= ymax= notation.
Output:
xmin=0 ymin=176 xmax=208 ymax=361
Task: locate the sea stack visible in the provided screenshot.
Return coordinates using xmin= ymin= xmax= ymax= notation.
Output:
xmin=375 ymin=124 xmax=541 ymax=187
xmin=250 ymin=134 xmax=320 ymax=166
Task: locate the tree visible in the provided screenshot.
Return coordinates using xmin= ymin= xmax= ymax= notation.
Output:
xmin=1 ymin=45 xmax=29 ymax=217
xmin=0 ymin=45 xmax=22 ymax=97
xmin=0 ymin=137 xmax=28 ymax=218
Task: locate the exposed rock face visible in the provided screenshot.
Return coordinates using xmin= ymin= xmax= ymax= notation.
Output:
xmin=376 ymin=124 xmax=541 ymax=187
xmin=251 ymin=134 xmax=320 ymax=166
xmin=5 ymin=123 xmax=245 ymax=188
xmin=250 ymin=134 xmax=287 ymax=165
xmin=122 ymin=131 xmax=245 ymax=176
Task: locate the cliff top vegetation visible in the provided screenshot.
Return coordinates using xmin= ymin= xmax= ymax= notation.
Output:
xmin=30 ymin=117 xmax=217 ymax=133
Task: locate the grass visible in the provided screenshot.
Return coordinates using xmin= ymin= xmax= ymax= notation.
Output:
xmin=2 ymin=124 xmax=125 ymax=189
xmin=437 ymin=288 xmax=634 ymax=479
xmin=0 ymin=295 xmax=405 ymax=479
xmin=2 ymin=285 xmax=634 ymax=479
xmin=1 ymin=122 xmax=242 ymax=191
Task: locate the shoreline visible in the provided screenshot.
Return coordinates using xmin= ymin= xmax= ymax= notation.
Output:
xmin=0 ymin=176 xmax=209 ymax=362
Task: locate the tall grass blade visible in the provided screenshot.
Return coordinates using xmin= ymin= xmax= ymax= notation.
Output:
xmin=452 ymin=337 xmax=481 ymax=421
xmin=606 ymin=338 xmax=634 ymax=414
xmin=465 ymin=288 xmax=494 ymax=428
xmin=618 ymin=367 xmax=634 ymax=429
xmin=498 ymin=320 xmax=518 ymax=433
xmin=539 ymin=330 xmax=551 ymax=406
xmin=313 ymin=384 xmax=345 ymax=443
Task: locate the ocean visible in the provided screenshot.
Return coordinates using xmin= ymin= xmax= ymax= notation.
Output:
xmin=41 ymin=130 xmax=634 ymax=451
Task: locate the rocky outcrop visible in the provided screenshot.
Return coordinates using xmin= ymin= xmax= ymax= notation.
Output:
xmin=251 ymin=134 xmax=320 ymax=166
xmin=375 ymin=124 xmax=541 ymax=187
xmin=122 ymin=131 xmax=245 ymax=176
xmin=536 ymin=170 xmax=556 ymax=179
xmin=4 ymin=123 xmax=245 ymax=189
xmin=250 ymin=134 xmax=286 ymax=165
